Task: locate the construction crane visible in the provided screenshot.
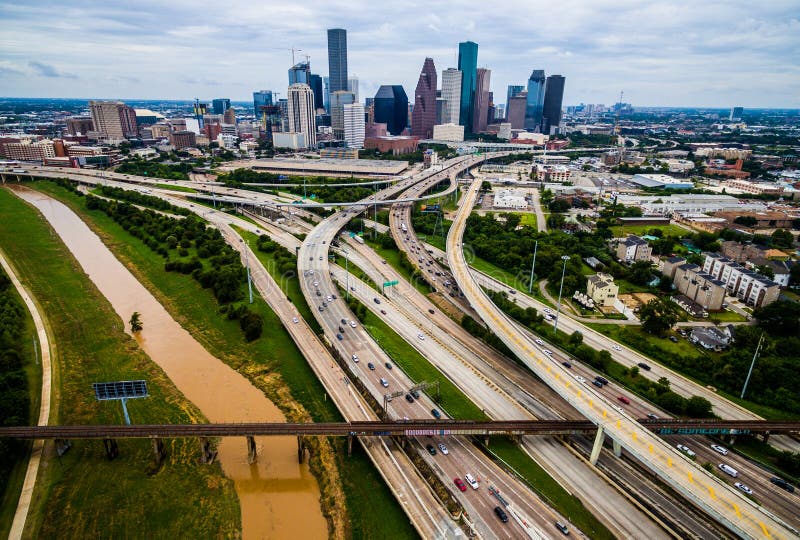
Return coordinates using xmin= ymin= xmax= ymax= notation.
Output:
xmin=269 ymin=47 xmax=303 ymax=65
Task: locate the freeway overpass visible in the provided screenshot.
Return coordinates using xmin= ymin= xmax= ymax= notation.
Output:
xmin=1 ymin=419 xmax=796 ymax=440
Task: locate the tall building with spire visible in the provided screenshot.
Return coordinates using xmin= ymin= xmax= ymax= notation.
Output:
xmin=440 ymin=68 xmax=462 ymax=125
xmin=525 ymin=70 xmax=546 ymax=131
xmin=287 ymin=83 xmax=316 ymax=148
xmin=471 ymin=68 xmax=491 ymax=133
xmin=457 ymin=41 xmax=478 ymax=134
xmin=411 ymin=58 xmax=437 ymax=139
xmin=327 ymin=28 xmax=348 ymax=93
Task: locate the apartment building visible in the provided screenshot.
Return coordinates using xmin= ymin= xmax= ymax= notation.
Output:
xmin=615 ymin=235 xmax=653 ymax=263
xmin=702 ymin=253 xmax=781 ymax=307
xmin=663 ymin=258 xmax=727 ymax=311
xmin=586 ymin=273 xmax=619 ymax=307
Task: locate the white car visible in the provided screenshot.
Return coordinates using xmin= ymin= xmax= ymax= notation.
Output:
xmin=613 ymin=405 xmax=624 ymax=413
xmin=543 ymin=349 xmax=553 ymax=356
xmin=351 ymin=354 xmax=359 ymax=363
xmin=349 ymin=320 xmax=357 ymax=328
xmin=612 ymin=344 xmax=622 ymax=351
xmin=711 ymin=444 xmax=729 ymax=456
xmin=464 ymin=473 xmax=480 ymax=490
xmin=437 ymin=443 xmax=449 ymax=455
xmin=535 ymin=338 xmax=544 ymax=345
xmin=676 ymin=444 xmax=696 ymax=457
xmin=574 ymin=375 xmax=586 ymax=383
xmin=292 ymin=317 xmax=299 ymax=324
xmin=418 ymin=334 xmax=425 ymax=341
xmin=734 ymin=482 xmax=753 ymax=495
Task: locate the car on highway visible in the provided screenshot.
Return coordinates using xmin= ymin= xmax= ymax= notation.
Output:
xmin=613 ymin=405 xmax=624 ymax=413
xmin=373 ymin=298 xmax=381 ymax=304
xmin=718 ymin=463 xmax=738 ymax=477
xmin=410 ymin=389 xmax=420 ymax=399
xmin=543 ymin=349 xmax=553 ymax=356
xmin=562 ymin=361 xmax=572 ymax=369
xmin=380 ymin=378 xmax=389 ymax=388
xmin=595 ymin=376 xmax=609 ymax=385
xmin=341 ymin=318 xmax=347 ymax=325
xmin=319 ymin=256 xmax=323 ymax=260
xmin=637 ymin=362 xmax=651 ymax=371
xmin=417 ymin=334 xmax=425 ymax=340
xmin=318 ymin=306 xmax=324 ymax=312
xmin=676 ymin=444 xmax=696 ymax=457
xmin=555 ymin=521 xmax=570 ymax=535
xmin=351 ymin=354 xmax=359 ymax=362
xmin=612 ymin=344 xmax=622 ymax=351
xmin=453 ymin=478 xmax=467 ymax=492
xmin=711 ymin=444 xmax=729 ymax=455
xmin=349 ymin=320 xmax=357 ymax=328
xmin=426 ymin=444 xmax=437 ymax=455
xmin=535 ymin=339 xmax=544 ymax=345
xmin=428 ymin=309 xmax=435 ymax=314
xmin=336 ymin=333 xmax=343 ymax=341
xmin=592 ymin=379 xmax=603 ymax=387
xmin=367 ymin=363 xmax=375 ymax=371
xmin=385 ymin=362 xmax=393 ymax=369
xmin=646 ymin=413 xmax=659 ymax=420
xmin=734 ymin=482 xmax=753 ymax=495
xmin=437 ymin=443 xmax=449 ymax=455
xmin=405 ymin=393 xmax=414 ymax=403
xmin=292 ymin=317 xmax=299 ymax=324
xmin=431 ymin=408 xmax=441 ymax=419
xmin=617 ymin=395 xmax=630 ymax=405
xmin=380 ymin=309 xmax=386 ymax=315
xmin=574 ymin=375 xmax=585 ymax=383
xmin=770 ymin=477 xmax=795 ymax=493
xmin=494 ymin=506 xmax=509 ymax=523
xmin=464 ymin=473 xmax=479 ymax=490
xmin=338 ymin=326 xmax=345 ymax=333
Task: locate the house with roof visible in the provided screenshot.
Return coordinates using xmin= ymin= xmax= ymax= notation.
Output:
xmin=615 ymin=235 xmax=653 ymax=264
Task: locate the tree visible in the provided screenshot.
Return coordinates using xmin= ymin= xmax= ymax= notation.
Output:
xmin=771 ymin=229 xmax=795 ymax=250
xmin=734 ymin=215 xmax=757 ymax=227
xmin=569 ymin=331 xmax=583 ymax=346
xmin=628 ymin=260 xmax=655 ymax=286
xmin=548 ymin=199 xmax=571 ymax=213
xmin=129 ymin=312 xmax=143 ymax=332
xmin=753 ymin=300 xmax=800 ymax=337
xmin=639 ymin=298 xmax=680 ymax=336
xmin=480 ymin=181 xmax=492 ymax=192
xmin=684 ymin=396 xmax=713 ymax=418
xmin=755 ymin=264 xmax=775 ymax=280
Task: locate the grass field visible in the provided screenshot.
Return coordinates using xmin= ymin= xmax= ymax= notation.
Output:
xmin=0 ymin=262 xmax=40 ymax=539
xmin=154 ymin=183 xmax=197 ymax=193
xmin=31 ymin=181 xmax=416 ymax=539
xmin=365 ymin=239 xmax=434 ymax=296
xmin=0 ymin=186 xmax=240 ymax=538
xmin=518 ymin=212 xmax=538 ymax=228
xmin=610 ymin=224 xmax=688 ymax=238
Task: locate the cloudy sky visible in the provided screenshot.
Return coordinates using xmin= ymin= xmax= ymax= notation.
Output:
xmin=1 ymin=0 xmax=798 ymax=108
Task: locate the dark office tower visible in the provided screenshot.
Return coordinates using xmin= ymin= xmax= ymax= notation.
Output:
xmin=288 ymin=62 xmax=311 ymax=85
xmin=506 ymin=85 xmax=524 ymax=109
xmin=457 ymin=41 xmax=478 ymax=133
xmin=212 ymin=98 xmax=231 ymax=115
xmin=309 ymin=74 xmax=324 ymax=111
xmin=327 ymin=28 xmax=348 ymax=92
xmin=373 ymin=85 xmax=408 ymax=136
xmin=507 ymin=92 xmax=527 ymax=129
xmin=471 ymin=68 xmax=491 ymax=133
xmin=411 ymin=57 xmax=437 ymax=139
xmin=253 ymin=90 xmax=273 ymax=118
xmin=541 ymin=75 xmax=565 ymax=134
xmin=525 ymin=70 xmax=546 ymax=131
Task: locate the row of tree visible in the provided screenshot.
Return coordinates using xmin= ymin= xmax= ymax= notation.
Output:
xmin=116 ymin=157 xmax=195 ymax=180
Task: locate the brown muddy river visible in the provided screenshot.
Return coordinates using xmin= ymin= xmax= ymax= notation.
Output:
xmin=13 ymin=187 xmax=327 ymax=539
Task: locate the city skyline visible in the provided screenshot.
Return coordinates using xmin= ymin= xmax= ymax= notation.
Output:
xmin=0 ymin=1 xmax=798 ymax=108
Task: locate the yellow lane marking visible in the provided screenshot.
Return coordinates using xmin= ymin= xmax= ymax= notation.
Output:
xmin=603 ymin=409 xmax=607 ymax=418
xmin=688 ymin=471 xmax=693 ymax=483
xmin=732 ymin=503 xmax=741 ymax=518
xmin=708 ymin=486 xmax=716 ymax=500
xmin=759 ymin=522 xmax=771 ymax=538
xmin=648 ymin=444 xmax=653 ymax=454
xmin=667 ymin=457 xmax=672 ymax=467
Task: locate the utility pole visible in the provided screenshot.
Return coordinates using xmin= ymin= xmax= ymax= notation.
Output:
xmin=553 ymin=255 xmax=570 ymax=335
xmin=242 ymin=239 xmax=253 ymax=304
xmin=740 ymin=332 xmax=765 ymax=399
xmin=528 ymin=240 xmax=538 ymax=293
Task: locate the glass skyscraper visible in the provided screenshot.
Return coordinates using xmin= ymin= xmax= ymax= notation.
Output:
xmin=288 ymin=62 xmax=311 ymax=85
xmin=374 ymin=85 xmax=408 ymax=136
xmin=327 ymin=28 xmax=348 ymax=93
xmin=253 ymin=90 xmax=273 ymax=118
xmin=541 ymin=75 xmax=566 ymax=134
xmin=212 ymin=98 xmax=230 ymax=115
xmin=457 ymin=41 xmax=478 ymax=134
xmin=525 ymin=70 xmax=546 ymax=131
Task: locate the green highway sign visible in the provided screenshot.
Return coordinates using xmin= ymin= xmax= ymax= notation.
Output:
xmin=349 ymin=232 xmax=355 ymax=237
xmin=382 ymin=280 xmax=399 ymax=288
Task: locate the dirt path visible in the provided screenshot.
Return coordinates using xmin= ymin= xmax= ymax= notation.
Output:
xmin=0 ymin=249 xmax=52 ymax=540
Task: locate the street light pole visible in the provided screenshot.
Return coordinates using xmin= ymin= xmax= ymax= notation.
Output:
xmin=553 ymin=255 xmax=570 ymax=335
xmin=242 ymin=239 xmax=253 ymax=304
xmin=343 ymin=249 xmax=350 ymax=301
xmin=741 ymin=332 xmax=765 ymax=399
xmin=528 ymin=240 xmax=538 ymax=293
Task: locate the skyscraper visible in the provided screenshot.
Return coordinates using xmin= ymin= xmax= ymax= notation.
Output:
xmin=348 ymin=76 xmax=359 ymax=103
xmin=730 ymin=107 xmax=744 ymax=121
xmin=88 ymin=100 xmax=138 ymax=139
xmin=471 ymin=68 xmax=491 ymax=133
xmin=327 ymin=28 xmax=348 ymax=93
xmin=253 ymin=90 xmax=273 ymax=118
xmin=287 ymin=84 xmax=316 ymax=148
xmin=322 ymin=77 xmax=330 ymax=111
xmin=373 ymin=85 xmax=408 ymax=135
xmin=541 ymin=75 xmax=566 ymax=135
xmin=212 ymin=98 xmax=231 ymax=115
xmin=525 ymin=70 xmax=546 ymax=131
xmin=441 ymin=68 xmax=462 ymax=125
xmin=309 ymin=74 xmax=324 ymax=112
xmin=330 ymin=90 xmax=355 ymax=139
xmin=288 ymin=62 xmax=311 ymax=85
xmin=457 ymin=41 xmax=478 ymax=134
xmin=411 ymin=58 xmax=437 ymax=139
xmin=506 ymin=85 xmax=524 ymax=109
xmin=507 ymin=92 xmax=527 ymax=129
xmin=343 ymin=103 xmax=365 ymax=148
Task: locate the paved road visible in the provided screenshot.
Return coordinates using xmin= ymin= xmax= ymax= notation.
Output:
xmin=448 ymin=178 xmax=797 ymax=540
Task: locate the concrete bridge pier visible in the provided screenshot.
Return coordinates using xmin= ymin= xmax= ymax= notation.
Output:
xmin=612 ymin=438 xmax=622 ymax=458
xmin=246 ymin=436 xmax=257 ymax=464
xmin=762 ymin=431 xmax=770 ymax=444
xmin=484 ymin=436 xmax=490 ymax=447
xmin=103 ymin=438 xmax=119 ymax=460
xmin=589 ymin=426 xmax=605 ymax=465
xmin=198 ymin=437 xmax=216 ymax=463
xmin=347 ymin=434 xmax=354 ymax=456
xmin=297 ymin=436 xmax=306 ymax=464
xmin=152 ymin=437 xmax=166 ymax=466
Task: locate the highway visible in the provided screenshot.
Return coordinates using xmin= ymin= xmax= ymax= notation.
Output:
xmin=296 ymin=155 xmax=579 ymax=539
xmin=447 ymin=177 xmax=797 ymax=540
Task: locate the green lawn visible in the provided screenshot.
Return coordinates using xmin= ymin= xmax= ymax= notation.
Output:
xmin=30 ymin=181 xmax=416 ymax=539
xmin=154 ymin=183 xmax=197 ymax=193
xmin=0 ymin=186 xmax=240 ymax=539
xmin=518 ymin=212 xmax=538 ymax=228
xmin=610 ymin=224 xmax=688 ymax=238
xmin=365 ymin=239 xmax=434 ymax=296
xmin=706 ymin=310 xmax=748 ymax=323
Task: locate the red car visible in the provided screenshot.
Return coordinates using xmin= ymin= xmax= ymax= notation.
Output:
xmin=617 ymin=396 xmax=630 ymax=405
xmin=453 ymin=478 xmax=467 ymax=492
